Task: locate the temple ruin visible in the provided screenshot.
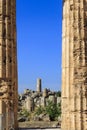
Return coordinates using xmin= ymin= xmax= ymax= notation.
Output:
xmin=62 ymin=0 xmax=87 ymax=130
xmin=0 ymin=0 xmax=18 ymax=130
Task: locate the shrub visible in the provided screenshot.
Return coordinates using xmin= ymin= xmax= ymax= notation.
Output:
xmin=35 ymin=106 xmax=45 ymax=115
xmin=56 ymin=91 xmax=61 ymax=97
xmin=45 ymin=100 xmax=61 ymax=121
xmin=19 ymin=108 xmax=30 ymax=118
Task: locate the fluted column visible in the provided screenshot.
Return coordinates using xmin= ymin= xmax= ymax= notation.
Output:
xmin=0 ymin=0 xmax=18 ymax=130
xmin=11 ymin=0 xmax=18 ymax=128
xmin=62 ymin=0 xmax=87 ymax=130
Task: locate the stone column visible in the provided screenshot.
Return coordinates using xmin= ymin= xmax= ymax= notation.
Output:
xmin=0 ymin=100 xmax=6 ymax=130
xmin=11 ymin=0 xmax=18 ymax=128
xmin=37 ymin=78 xmax=42 ymax=92
xmin=0 ymin=0 xmax=18 ymax=130
xmin=25 ymin=97 xmax=34 ymax=112
xmin=43 ymin=88 xmax=48 ymax=98
xmin=62 ymin=0 xmax=87 ymax=130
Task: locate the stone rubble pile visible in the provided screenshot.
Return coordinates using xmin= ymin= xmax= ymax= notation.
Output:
xmin=18 ymin=78 xmax=61 ymax=122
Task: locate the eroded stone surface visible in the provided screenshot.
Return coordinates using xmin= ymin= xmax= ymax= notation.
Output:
xmin=62 ymin=0 xmax=87 ymax=130
xmin=0 ymin=1 xmax=18 ymax=130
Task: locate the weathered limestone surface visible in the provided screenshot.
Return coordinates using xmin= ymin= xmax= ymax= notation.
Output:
xmin=0 ymin=0 xmax=18 ymax=130
xmin=43 ymin=88 xmax=48 ymax=97
xmin=25 ymin=97 xmax=34 ymax=112
xmin=62 ymin=0 xmax=87 ymax=130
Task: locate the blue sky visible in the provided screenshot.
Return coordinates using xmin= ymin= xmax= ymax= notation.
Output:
xmin=16 ymin=0 xmax=62 ymax=93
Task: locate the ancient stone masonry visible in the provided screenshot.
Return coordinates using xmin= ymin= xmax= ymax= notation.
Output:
xmin=62 ymin=0 xmax=87 ymax=130
xmin=0 ymin=0 xmax=18 ymax=130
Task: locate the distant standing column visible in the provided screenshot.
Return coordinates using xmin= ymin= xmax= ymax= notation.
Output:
xmin=37 ymin=78 xmax=42 ymax=92
xmin=43 ymin=88 xmax=48 ymax=97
